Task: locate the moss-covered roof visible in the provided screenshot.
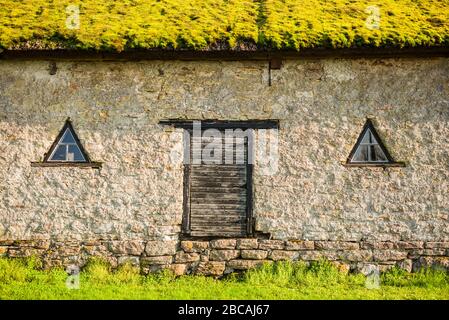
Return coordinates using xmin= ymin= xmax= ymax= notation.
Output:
xmin=0 ymin=0 xmax=448 ymax=51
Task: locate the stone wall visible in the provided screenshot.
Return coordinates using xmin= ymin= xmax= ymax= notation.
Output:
xmin=0 ymin=57 xmax=448 ymax=273
xmin=1 ymin=239 xmax=448 ymax=275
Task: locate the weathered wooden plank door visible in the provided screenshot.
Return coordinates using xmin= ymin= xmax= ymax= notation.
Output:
xmin=184 ymin=130 xmax=252 ymax=237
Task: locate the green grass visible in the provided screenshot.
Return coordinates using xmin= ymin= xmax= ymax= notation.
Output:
xmin=1 ymin=258 xmax=448 ymax=300
xmin=0 ymin=0 xmax=448 ymax=50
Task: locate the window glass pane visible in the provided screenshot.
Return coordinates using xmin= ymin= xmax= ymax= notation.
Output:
xmin=360 ymin=130 xmax=371 ymax=144
xmin=50 ymin=145 xmax=67 ymax=161
xmin=61 ymin=129 xmax=76 ymax=143
xmin=352 ymin=145 xmax=369 ymax=162
xmin=68 ymin=144 xmax=86 ymax=162
xmin=372 ymin=145 xmax=388 ymax=162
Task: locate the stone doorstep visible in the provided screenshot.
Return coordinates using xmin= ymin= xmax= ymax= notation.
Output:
xmin=210 ymin=239 xmax=237 ymax=250
xmin=258 ymin=240 xmax=285 ymax=250
xmin=236 ymin=239 xmax=259 ymax=250
xmin=180 ymin=241 xmax=209 ymax=252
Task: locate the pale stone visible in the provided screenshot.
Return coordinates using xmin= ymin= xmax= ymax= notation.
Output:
xmin=361 ymin=241 xmax=395 ymax=250
xmin=315 ymin=241 xmax=360 ymax=250
xmin=258 ymin=240 xmax=285 ymax=250
xmin=285 ymin=240 xmax=314 ymax=250
xmin=0 ymin=246 xmax=8 ymax=255
xmin=236 ymin=239 xmax=258 ymax=249
xmin=181 ymin=241 xmax=209 ymax=252
xmin=241 ymin=250 xmax=268 ymax=260
xmin=209 ymin=250 xmax=240 ymax=261
xmin=210 ymin=239 xmax=237 ymax=249
xmin=408 ymin=249 xmax=447 ymax=258
xmin=195 ymin=261 xmax=225 ymax=276
xmin=108 ymin=240 xmax=145 ymax=255
xmin=425 ymin=242 xmax=449 ymax=249
xmin=269 ymin=250 xmax=299 ymax=261
xmin=298 ymin=250 xmax=338 ymax=261
xmin=338 ymin=250 xmax=373 ymax=262
xmin=373 ymin=250 xmax=408 ymax=262
xmin=174 ymin=251 xmax=200 ymax=263
xmin=145 ymin=240 xmax=177 ymax=256
xmin=393 ymin=241 xmax=424 ymax=250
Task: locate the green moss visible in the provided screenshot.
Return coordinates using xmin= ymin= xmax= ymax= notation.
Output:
xmin=0 ymin=0 xmax=448 ymax=51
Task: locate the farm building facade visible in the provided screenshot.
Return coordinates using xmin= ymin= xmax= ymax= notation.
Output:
xmin=0 ymin=0 xmax=448 ymax=275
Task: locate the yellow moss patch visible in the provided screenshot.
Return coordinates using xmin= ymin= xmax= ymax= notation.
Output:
xmin=0 ymin=0 xmax=447 ymax=50
xmin=261 ymin=0 xmax=449 ymax=49
xmin=0 ymin=0 xmax=259 ymax=50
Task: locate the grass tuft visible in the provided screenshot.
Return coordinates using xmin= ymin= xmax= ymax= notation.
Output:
xmin=0 ymin=257 xmax=448 ymax=299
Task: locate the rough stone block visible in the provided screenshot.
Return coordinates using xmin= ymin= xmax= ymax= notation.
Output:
xmin=195 ymin=261 xmax=226 ymax=276
xmin=408 ymin=249 xmax=447 ymax=258
xmin=425 ymin=242 xmax=449 ymax=249
xmin=298 ymin=250 xmax=338 ymax=261
xmin=315 ymin=241 xmax=359 ymax=250
xmin=181 ymin=241 xmax=209 ymax=253
xmin=361 ymin=241 xmax=394 ymax=250
xmin=108 ymin=240 xmax=145 ymax=255
xmin=285 ymin=240 xmax=314 ymax=250
xmin=373 ymin=250 xmax=408 ymax=262
xmin=338 ymin=250 xmax=373 ymax=262
xmin=210 ymin=239 xmax=236 ymax=249
xmin=236 ymin=239 xmax=258 ymax=249
xmin=209 ymin=250 xmax=240 ymax=261
xmin=241 ymin=250 xmax=268 ymax=260
xmin=393 ymin=241 xmax=424 ymax=250
xmin=174 ymin=251 xmax=200 ymax=263
xmin=269 ymin=250 xmax=299 ymax=261
xmin=145 ymin=240 xmax=177 ymax=256
xmin=258 ymin=240 xmax=284 ymax=250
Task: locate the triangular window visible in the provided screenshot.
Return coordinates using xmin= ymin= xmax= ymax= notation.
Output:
xmin=347 ymin=119 xmax=395 ymax=164
xmin=44 ymin=119 xmax=90 ymax=163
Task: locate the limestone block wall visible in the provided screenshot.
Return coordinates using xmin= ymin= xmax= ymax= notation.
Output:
xmin=0 ymin=57 xmax=448 ymax=273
